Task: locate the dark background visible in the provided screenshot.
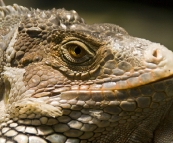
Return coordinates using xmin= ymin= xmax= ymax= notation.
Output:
xmin=4 ymin=0 xmax=173 ymax=50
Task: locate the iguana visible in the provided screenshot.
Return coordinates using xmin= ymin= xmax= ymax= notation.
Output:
xmin=0 ymin=1 xmax=173 ymax=143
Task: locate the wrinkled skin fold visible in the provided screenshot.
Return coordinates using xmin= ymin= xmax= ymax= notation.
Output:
xmin=0 ymin=2 xmax=173 ymax=143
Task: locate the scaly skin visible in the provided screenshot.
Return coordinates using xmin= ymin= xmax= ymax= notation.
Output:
xmin=0 ymin=3 xmax=173 ymax=143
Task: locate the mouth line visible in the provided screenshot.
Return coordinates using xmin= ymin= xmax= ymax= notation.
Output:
xmin=32 ymin=72 xmax=173 ymax=99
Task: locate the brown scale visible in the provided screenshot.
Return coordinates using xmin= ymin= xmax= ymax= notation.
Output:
xmin=23 ymin=64 xmax=67 ymax=93
xmin=12 ymin=31 xmax=47 ymax=66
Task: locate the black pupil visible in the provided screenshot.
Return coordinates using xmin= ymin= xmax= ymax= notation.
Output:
xmin=74 ymin=47 xmax=81 ymax=55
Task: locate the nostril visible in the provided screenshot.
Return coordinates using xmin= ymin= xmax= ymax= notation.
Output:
xmin=151 ymin=48 xmax=162 ymax=62
xmin=144 ymin=44 xmax=164 ymax=63
xmin=153 ymin=50 xmax=158 ymax=58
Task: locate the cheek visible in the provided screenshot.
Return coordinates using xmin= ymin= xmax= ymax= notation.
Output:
xmin=23 ymin=64 xmax=67 ymax=97
xmin=2 ymin=63 xmax=67 ymax=106
xmin=2 ymin=64 xmax=66 ymax=119
xmin=3 ymin=66 xmax=27 ymax=105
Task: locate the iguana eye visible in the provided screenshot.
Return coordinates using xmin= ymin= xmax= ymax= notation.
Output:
xmin=61 ymin=40 xmax=94 ymax=64
xmin=68 ymin=44 xmax=86 ymax=58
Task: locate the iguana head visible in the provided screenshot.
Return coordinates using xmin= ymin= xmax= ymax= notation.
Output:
xmin=0 ymin=2 xmax=173 ymax=143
